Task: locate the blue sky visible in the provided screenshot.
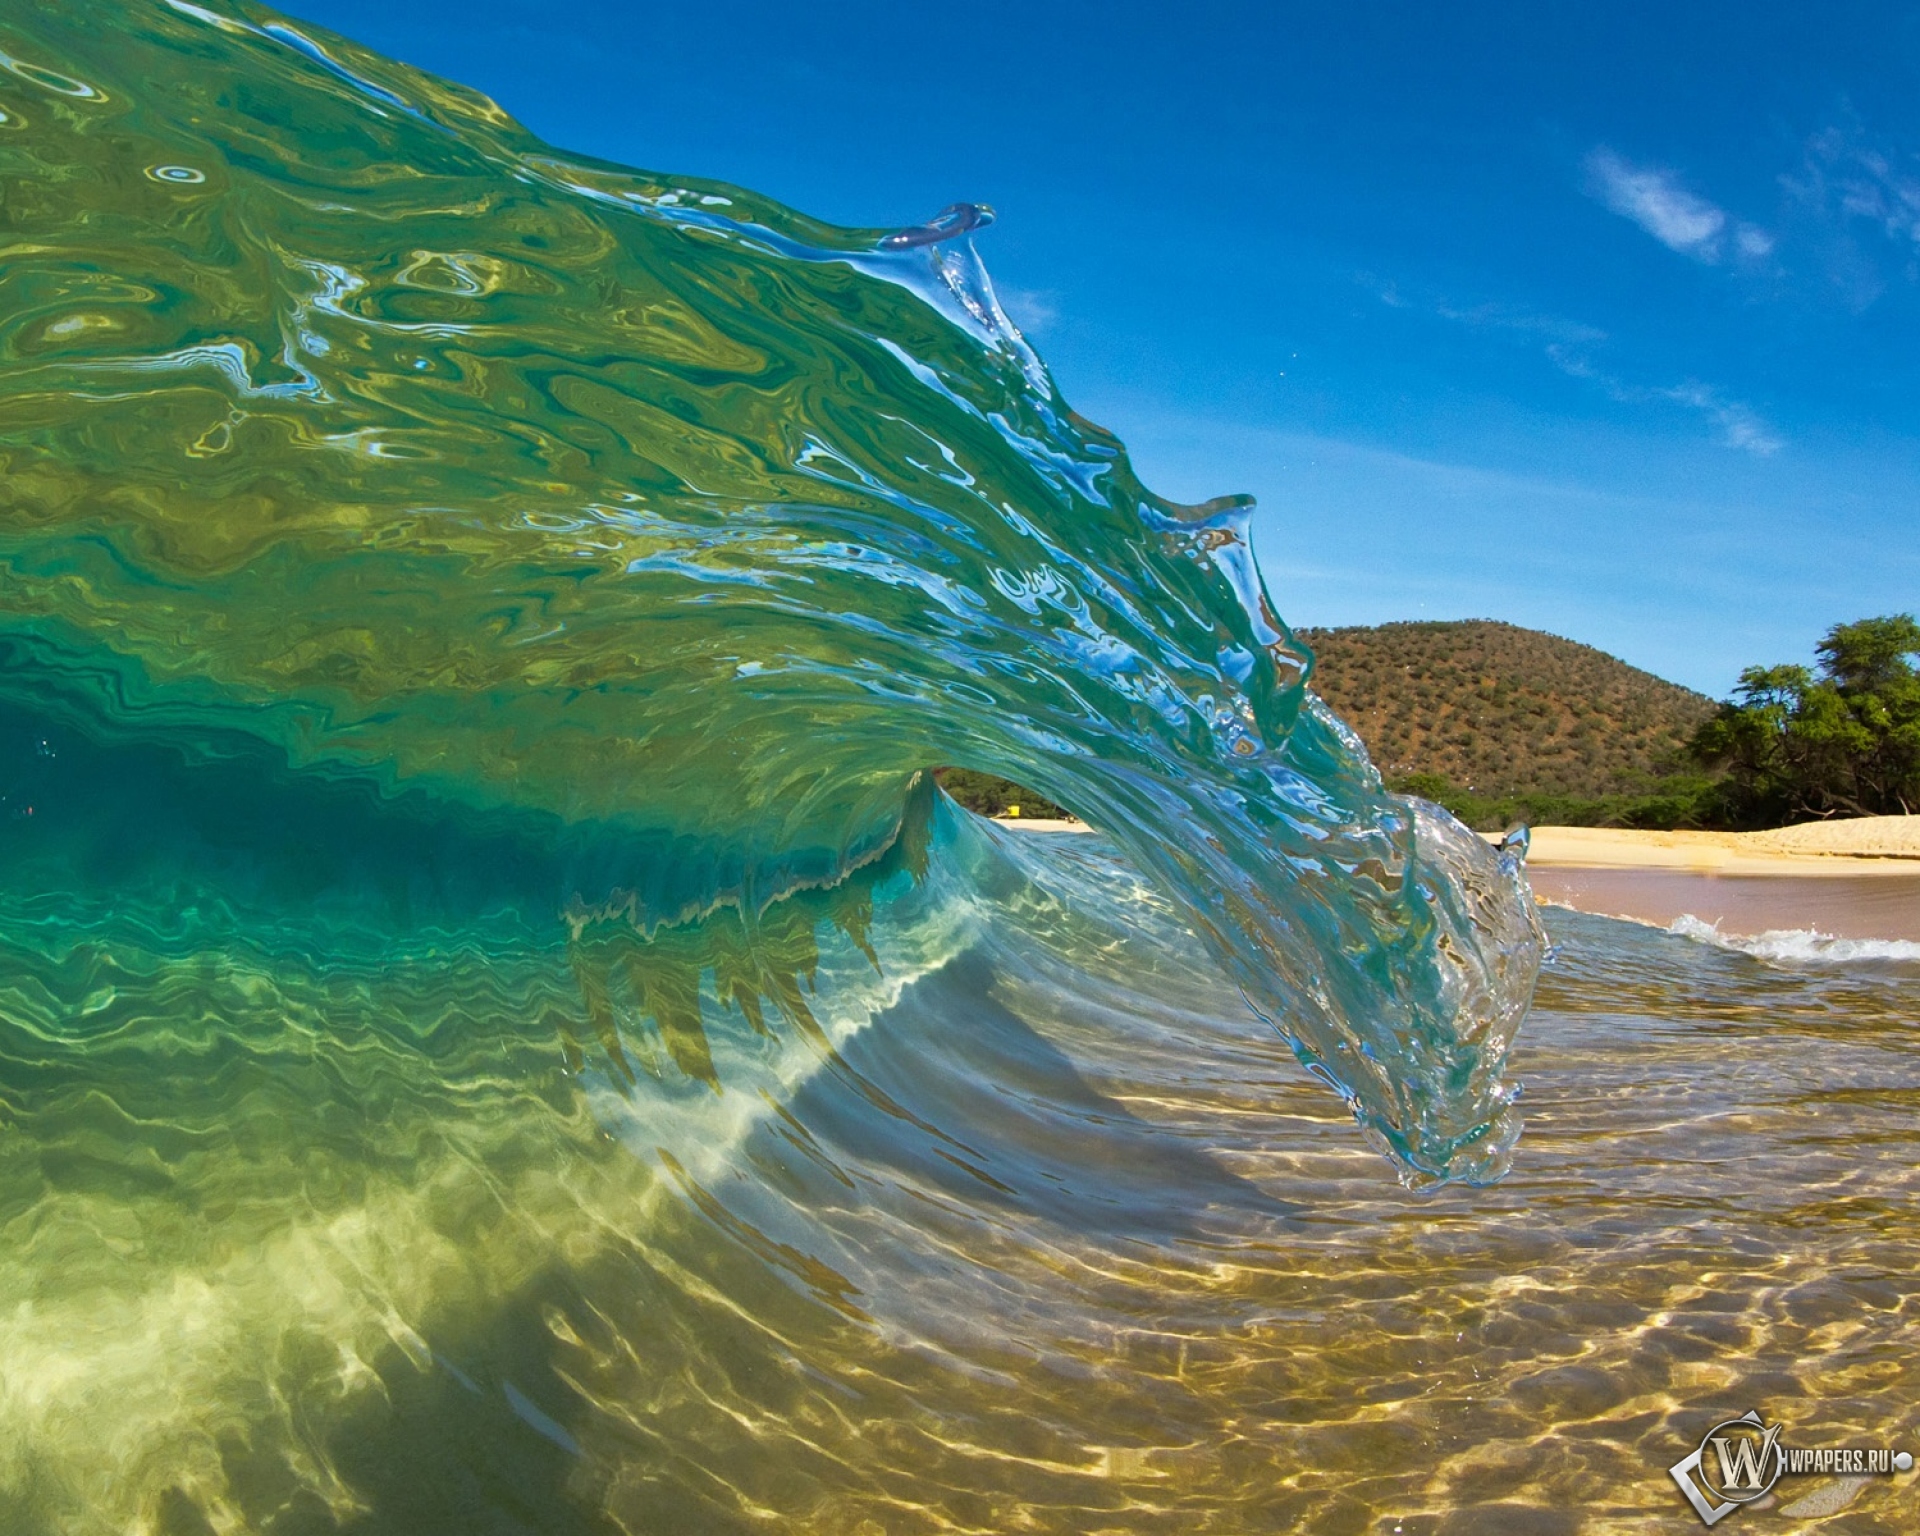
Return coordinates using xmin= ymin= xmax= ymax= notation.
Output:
xmin=284 ymin=0 xmax=1919 ymax=695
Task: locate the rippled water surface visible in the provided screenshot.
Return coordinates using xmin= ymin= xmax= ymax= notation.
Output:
xmin=5 ymin=810 xmax=1917 ymax=1533
xmin=0 ymin=0 xmax=1540 ymax=1186
xmin=2 ymin=3 xmax=1915 ymax=1532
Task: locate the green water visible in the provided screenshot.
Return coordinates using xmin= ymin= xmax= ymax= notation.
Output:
xmin=4 ymin=805 xmax=1916 ymax=1531
xmin=0 ymin=0 xmax=1542 ymax=1185
xmin=7 ymin=4 xmax=1909 ymax=1533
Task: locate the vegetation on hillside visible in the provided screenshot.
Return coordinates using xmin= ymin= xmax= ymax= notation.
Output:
xmin=934 ymin=614 xmax=1918 ymax=833
xmin=1691 ymin=614 xmax=1920 ymax=826
xmin=933 ymin=768 xmax=1066 ymax=820
xmin=1300 ymin=620 xmax=1718 ymax=829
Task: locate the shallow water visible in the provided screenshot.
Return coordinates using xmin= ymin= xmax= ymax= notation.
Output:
xmin=5 ymin=811 xmax=1917 ymax=1533
xmin=1531 ymin=866 xmax=1920 ymax=945
xmin=2 ymin=4 xmax=1915 ymax=1531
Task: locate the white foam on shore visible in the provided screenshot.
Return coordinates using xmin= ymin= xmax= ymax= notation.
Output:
xmin=1667 ymin=913 xmax=1920 ymax=965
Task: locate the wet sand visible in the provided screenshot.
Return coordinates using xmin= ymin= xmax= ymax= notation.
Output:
xmin=1520 ymin=818 xmax=1920 ymax=941
xmin=1526 ymin=866 xmax=1920 ymax=942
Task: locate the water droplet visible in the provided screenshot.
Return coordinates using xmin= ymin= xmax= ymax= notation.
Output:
xmin=878 ymin=202 xmax=995 ymax=251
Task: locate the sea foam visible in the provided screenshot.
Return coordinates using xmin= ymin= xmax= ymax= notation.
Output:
xmin=1668 ymin=913 xmax=1920 ymax=966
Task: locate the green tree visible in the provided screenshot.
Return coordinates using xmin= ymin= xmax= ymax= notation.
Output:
xmin=1692 ymin=614 xmax=1920 ymax=824
xmin=932 ymin=768 xmax=1067 ymax=820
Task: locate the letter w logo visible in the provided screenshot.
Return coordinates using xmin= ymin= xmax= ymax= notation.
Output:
xmin=1712 ymin=1423 xmax=1781 ymax=1493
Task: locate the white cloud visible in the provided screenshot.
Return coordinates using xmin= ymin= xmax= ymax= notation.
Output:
xmin=1658 ymin=383 xmax=1783 ymax=457
xmin=1772 ymin=119 xmax=1920 ymax=309
xmin=1839 ymin=150 xmax=1920 ymax=245
xmin=1583 ymin=149 xmax=1778 ymax=271
xmin=1546 ymin=345 xmax=1597 ymax=381
xmin=1545 ymin=345 xmax=1782 ymax=457
xmin=1587 ymin=148 xmax=1728 ymax=257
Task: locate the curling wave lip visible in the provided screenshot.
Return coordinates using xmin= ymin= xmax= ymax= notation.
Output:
xmin=878 ymin=201 xmax=998 ymax=249
xmin=0 ymin=0 xmax=1541 ymax=1185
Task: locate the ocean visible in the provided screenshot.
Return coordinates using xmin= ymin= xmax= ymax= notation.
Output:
xmin=5 ymin=803 xmax=1915 ymax=1531
xmin=0 ymin=3 xmax=1913 ymax=1531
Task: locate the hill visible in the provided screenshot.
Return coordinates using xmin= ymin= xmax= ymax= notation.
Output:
xmin=942 ymin=621 xmax=1721 ymax=831
xmin=1298 ymin=620 xmax=1718 ymax=826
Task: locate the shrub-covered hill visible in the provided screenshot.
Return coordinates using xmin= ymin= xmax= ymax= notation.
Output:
xmin=1299 ymin=620 xmax=1716 ymax=800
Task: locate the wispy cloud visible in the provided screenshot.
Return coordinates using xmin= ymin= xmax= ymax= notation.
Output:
xmin=1547 ymin=346 xmax=1782 ymax=456
xmin=1585 ymin=148 xmax=1773 ymax=266
xmin=1791 ymin=125 xmax=1920 ymax=247
xmin=1658 ymin=383 xmax=1782 ymax=456
xmin=1361 ymin=275 xmax=1605 ymax=344
xmin=1431 ymin=298 xmax=1607 ymax=345
xmin=997 ymin=286 xmax=1059 ymax=335
xmin=1365 ymin=273 xmax=1779 ymax=455
xmin=1588 ymin=148 xmax=1723 ymax=254
xmin=1778 ymin=117 xmax=1920 ymax=308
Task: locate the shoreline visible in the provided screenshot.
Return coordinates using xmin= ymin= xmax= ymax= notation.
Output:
xmin=988 ymin=811 xmax=1920 ymax=940
xmin=1516 ymin=818 xmax=1920 ymax=877
xmin=993 ymin=813 xmax=1920 ymax=874
xmin=987 ymin=816 xmax=1094 ymax=834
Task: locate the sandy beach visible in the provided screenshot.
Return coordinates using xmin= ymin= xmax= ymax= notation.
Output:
xmin=998 ymin=813 xmax=1920 ymax=870
xmin=1517 ymin=818 xmax=1920 ymax=942
xmin=1521 ymin=815 xmax=1920 ymax=874
xmin=988 ymin=816 xmax=1094 ymax=834
xmin=994 ymin=813 xmax=1920 ymax=941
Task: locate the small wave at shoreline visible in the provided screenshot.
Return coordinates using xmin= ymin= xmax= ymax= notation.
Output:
xmin=1666 ymin=913 xmax=1920 ymax=966
xmin=1535 ymin=900 xmax=1920 ymax=965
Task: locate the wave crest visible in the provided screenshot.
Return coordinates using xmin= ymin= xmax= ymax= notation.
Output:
xmin=0 ymin=0 xmax=1544 ymax=1182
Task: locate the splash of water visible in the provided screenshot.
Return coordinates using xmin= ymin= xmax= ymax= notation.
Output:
xmin=0 ymin=0 xmax=1540 ymax=1199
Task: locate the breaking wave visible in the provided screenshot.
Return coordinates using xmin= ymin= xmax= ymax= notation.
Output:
xmin=1666 ymin=914 xmax=1920 ymax=968
xmin=0 ymin=0 xmax=1542 ymax=1184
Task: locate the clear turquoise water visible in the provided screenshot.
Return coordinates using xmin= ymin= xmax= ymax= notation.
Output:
xmin=4 ymin=804 xmax=1915 ymax=1532
xmin=0 ymin=0 xmax=1539 ymax=1184
xmin=3 ymin=5 xmax=1914 ymax=1532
